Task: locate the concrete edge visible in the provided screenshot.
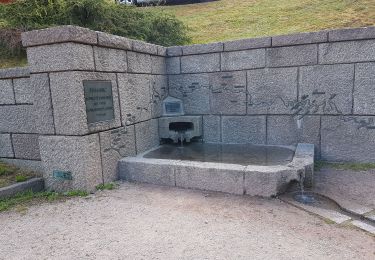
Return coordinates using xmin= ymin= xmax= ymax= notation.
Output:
xmin=0 ymin=67 xmax=30 ymax=79
xmin=0 ymin=177 xmax=44 ymax=199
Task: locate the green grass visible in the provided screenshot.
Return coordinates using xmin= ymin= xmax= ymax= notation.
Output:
xmin=315 ymin=161 xmax=375 ymax=172
xmin=157 ymin=0 xmax=375 ymax=44
xmin=96 ymin=182 xmax=118 ymax=191
xmin=0 ymin=190 xmax=89 ymax=212
xmin=15 ymin=174 xmax=28 ymax=182
xmin=0 ymin=161 xmax=37 ymax=188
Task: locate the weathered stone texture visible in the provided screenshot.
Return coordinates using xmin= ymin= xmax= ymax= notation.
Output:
xmin=27 ymin=43 xmax=95 ymax=73
xmin=272 ymin=31 xmax=327 ymax=46
xmin=94 ymin=46 xmax=127 ymax=72
xmin=166 ymin=57 xmax=181 ymax=74
xmin=181 ymin=53 xmax=220 ymax=73
xmin=182 ymin=43 xmax=223 ymax=55
xmin=135 ymin=119 xmax=159 ymax=154
xmin=267 ymin=116 xmax=321 ymax=157
xmin=203 ymin=115 xmax=221 ymax=143
xmin=175 ymin=162 xmax=244 ymax=194
xmin=13 ymin=77 xmax=33 ymax=104
xmin=151 ymin=55 xmax=166 ymax=74
xmin=39 ymin=134 xmax=103 ymax=192
xmin=0 ymin=134 xmax=14 ymax=158
xmin=319 ymin=40 xmax=375 ymax=64
xmin=97 ymin=31 xmax=133 ymax=50
xmin=119 ymin=158 xmax=175 ymax=186
xmin=0 ymin=67 xmax=30 ymax=79
xmin=221 ymin=49 xmax=265 ymax=71
xmin=169 ymin=73 xmax=211 ymax=114
xmin=22 ymin=25 xmax=98 ymax=47
xmin=321 ymin=116 xmax=375 ymax=162
xmin=299 ymin=64 xmax=354 ymax=114
xmin=329 ymin=27 xmax=375 ymax=42
xmin=266 ymin=44 xmax=318 ymax=67
xmin=49 ymin=71 xmax=121 ymax=135
xmin=0 ymin=79 xmax=15 ymax=104
xmin=1 ymin=158 xmax=44 ymax=173
xmin=354 ymin=63 xmax=375 ymax=114
xmin=222 ymin=116 xmax=266 ymax=144
xmin=12 ymin=134 xmax=41 ymax=160
xmin=223 ymin=37 xmax=271 ymax=51
xmin=118 ymin=73 xmax=152 ymax=124
xmin=157 ymin=46 xmax=167 ymax=56
xmin=210 ymin=71 xmax=247 ymax=115
xmin=247 ymin=67 xmax=298 ymax=114
xmin=127 ymin=51 xmax=152 ymax=73
xmin=0 ymin=105 xmax=35 ymax=133
xmin=133 ymin=40 xmax=158 ymax=55
xmin=150 ymin=75 xmax=168 ymax=118
xmin=166 ymin=46 xmax=182 ymax=56
xmin=99 ymin=126 xmax=136 ymax=183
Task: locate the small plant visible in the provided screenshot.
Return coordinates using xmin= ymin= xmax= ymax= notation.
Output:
xmin=15 ymin=174 xmax=28 ymax=182
xmin=96 ymin=182 xmax=117 ymax=191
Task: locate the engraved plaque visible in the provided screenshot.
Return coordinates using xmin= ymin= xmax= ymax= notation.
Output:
xmin=83 ymin=80 xmax=115 ymax=124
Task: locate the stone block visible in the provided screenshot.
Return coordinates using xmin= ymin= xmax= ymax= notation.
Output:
xmin=203 ymin=115 xmax=221 ymax=143
xmin=151 ymin=55 xmax=166 ymax=74
xmin=119 ymin=157 xmax=175 ymax=186
xmin=118 ymin=73 xmax=152 ymax=124
xmin=97 ymin=31 xmax=133 ymax=50
xmin=27 ymin=43 xmax=95 ymax=73
xmin=49 ymin=71 xmax=121 ymax=135
xmin=166 ymin=57 xmax=181 ymax=74
xmin=0 ymin=67 xmax=29 ymax=79
xmin=0 ymin=79 xmax=15 ymax=104
xmin=182 ymin=42 xmax=223 ymax=55
xmin=267 ymin=116 xmax=320 ymax=157
xmin=135 ymin=119 xmax=159 ymax=153
xmin=222 ymin=116 xmax=266 ymax=144
xmin=150 ymin=75 xmax=168 ymax=118
xmin=223 ymin=37 xmax=271 ymax=51
xmin=221 ymin=49 xmax=265 ymax=71
xmin=210 ymin=71 xmax=247 ymax=115
xmin=22 ymin=25 xmax=97 ymax=47
xmin=167 ymin=46 xmax=182 ymax=56
xmin=133 ymin=40 xmax=158 ymax=55
xmin=0 ymin=178 xmax=44 ymax=199
xmin=181 ymin=53 xmax=220 ymax=73
xmin=13 ymin=77 xmax=33 ymax=104
xmin=157 ymin=46 xmax=167 ymax=56
xmin=354 ymin=63 xmax=375 ymax=114
xmin=329 ymin=27 xmax=375 ymax=42
xmin=12 ymin=134 xmax=41 ymax=160
xmin=30 ymin=73 xmax=55 ymax=135
xmin=321 ymin=116 xmax=375 ymax=162
xmin=299 ymin=64 xmax=354 ymax=114
xmin=94 ymin=46 xmax=127 ymax=72
xmin=99 ymin=126 xmax=136 ymax=183
xmin=0 ymin=158 xmax=44 ymax=173
xmin=247 ymin=67 xmax=298 ymax=114
xmin=319 ymin=40 xmax=375 ymax=64
xmin=175 ymin=161 xmax=244 ymax=195
xmin=0 ymin=134 xmax=14 ymax=158
xmin=0 ymin=105 xmax=35 ymax=133
xmin=272 ymin=31 xmax=327 ymax=46
xmin=168 ymin=73 xmax=211 ymax=114
xmin=127 ymin=51 xmax=152 ymax=73
xmin=39 ymin=134 xmax=103 ymax=192
xmin=266 ymin=44 xmax=317 ymax=67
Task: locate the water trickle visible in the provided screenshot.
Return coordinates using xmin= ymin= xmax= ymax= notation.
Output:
xmin=179 ymin=132 xmax=184 ymax=148
xmin=294 ymin=171 xmax=315 ymax=204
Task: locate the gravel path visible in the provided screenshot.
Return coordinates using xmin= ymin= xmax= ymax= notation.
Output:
xmin=1 ymin=182 xmax=374 ymax=260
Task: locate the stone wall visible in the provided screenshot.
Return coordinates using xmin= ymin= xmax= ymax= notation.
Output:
xmin=166 ymin=27 xmax=375 ymax=162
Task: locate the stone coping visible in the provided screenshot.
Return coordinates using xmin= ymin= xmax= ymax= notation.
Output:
xmin=21 ymin=25 xmax=166 ymax=56
xmin=21 ymin=25 xmax=375 ymax=57
xmin=0 ymin=177 xmax=44 ymax=199
xmin=0 ymin=67 xmax=30 ymax=79
xmin=167 ymin=26 xmax=375 ymax=56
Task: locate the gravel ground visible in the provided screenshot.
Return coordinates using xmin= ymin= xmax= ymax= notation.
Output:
xmin=314 ymin=168 xmax=375 ymax=208
xmin=0 ymin=182 xmax=374 ymax=260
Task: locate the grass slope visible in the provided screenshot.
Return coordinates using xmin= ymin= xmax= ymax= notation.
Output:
xmin=157 ymin=0 xmax=375 ymax=44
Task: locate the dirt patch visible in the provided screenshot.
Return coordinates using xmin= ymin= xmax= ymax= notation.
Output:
xmin=0 ymin=182 xmax=374 ymax=259
xmin=0 ymin=161 xmax=37 ymax=188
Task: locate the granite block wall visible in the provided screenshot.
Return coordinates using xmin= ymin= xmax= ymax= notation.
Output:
xmin=166 ymin=26 xmax=375 ymax=162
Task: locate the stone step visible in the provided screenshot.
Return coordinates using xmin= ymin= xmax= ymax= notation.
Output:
xmin=350 ymin=220 xmax=375 ymax=235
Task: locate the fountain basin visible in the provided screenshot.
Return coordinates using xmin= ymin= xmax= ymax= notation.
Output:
xmin=118 ymin=143 xmax=314 ymax=197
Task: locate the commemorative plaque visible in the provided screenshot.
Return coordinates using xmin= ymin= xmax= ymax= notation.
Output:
xmin=83 ymin=80 xmax=115 ymax=124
